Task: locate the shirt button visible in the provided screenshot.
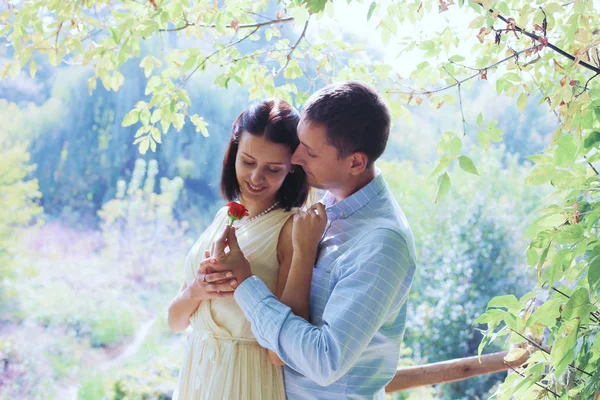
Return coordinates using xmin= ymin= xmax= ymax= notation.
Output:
xmin=339 ymin=211 xmax=345 ymax=217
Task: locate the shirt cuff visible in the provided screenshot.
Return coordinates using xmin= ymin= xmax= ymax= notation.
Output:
xmin=234 ymin=275 xmax=292 ymax=351
xmin=234 ymin=275 xmax=272 ymax=316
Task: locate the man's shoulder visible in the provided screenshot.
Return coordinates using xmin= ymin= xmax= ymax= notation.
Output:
xmin=358 ymin=195 xmax=414 ymax=245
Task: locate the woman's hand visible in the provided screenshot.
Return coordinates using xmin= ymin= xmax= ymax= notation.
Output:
xmin=189 ymin=250 xmax=238 ymax=299
xmin=292 ymin=202 xmax=327 ymax=257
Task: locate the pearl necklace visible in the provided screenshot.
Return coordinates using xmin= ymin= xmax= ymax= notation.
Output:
xmin=235 ymin=201 xmax=279 ymax=228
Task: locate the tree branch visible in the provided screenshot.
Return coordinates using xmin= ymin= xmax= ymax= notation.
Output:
xmin=528 ymin=73 xmax=600 ymax=175
xmin=484 ymin=5 xmax=600 ymax=74
xmin=505 ymin=363 xmax=559 ymax=398
xmin=575 ymin=73 xmax=600 ymax=98
xmin=550 ymin=286 xmax=600 ymax=324
xmin=384 ymin=350 xmax=532 ymax=393
xmin=444 ymin=66 xmax=467 ymax=136
xmin=388 ymin=45 xmax=535 ymax=96
xmin=181 ymin=26 xmax=260 ymax=87
xmin=275 ymin=18 xmax=310 ymax=77
xmin=159 ymin=16 xmax=295 ymax=32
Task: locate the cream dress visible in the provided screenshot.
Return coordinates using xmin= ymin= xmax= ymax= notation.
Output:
xmin=173 ymin=206 xmax=292 ymax=400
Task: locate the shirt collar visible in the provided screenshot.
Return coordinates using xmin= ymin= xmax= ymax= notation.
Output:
xmin=322 ymin=169 xmax=386 ymax=219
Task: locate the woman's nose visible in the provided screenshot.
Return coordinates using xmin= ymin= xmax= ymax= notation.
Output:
xmin=251 ymin=169 xmax=264 ymax=183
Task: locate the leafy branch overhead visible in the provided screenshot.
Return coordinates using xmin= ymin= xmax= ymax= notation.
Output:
xmin=2 ymin=0 xmax=600 ymax=397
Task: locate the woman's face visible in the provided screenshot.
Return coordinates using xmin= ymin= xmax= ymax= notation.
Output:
xmin=235 ymin=130 xmax=293 ymax=206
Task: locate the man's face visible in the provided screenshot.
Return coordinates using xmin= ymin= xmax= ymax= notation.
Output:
xmin=291 ymin=118 xmax=350 ymax=191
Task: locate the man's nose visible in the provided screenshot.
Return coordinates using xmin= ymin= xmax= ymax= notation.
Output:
xmin=291 ymin=148 xmax=303 ymax=166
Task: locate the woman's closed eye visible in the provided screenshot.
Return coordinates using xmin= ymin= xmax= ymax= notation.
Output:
xmin=243 ymin=159 xmax=281 ymax=174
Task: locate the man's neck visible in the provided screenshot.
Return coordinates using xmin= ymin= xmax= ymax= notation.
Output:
xmin=330 ymin=168 xmax=376 ymax=203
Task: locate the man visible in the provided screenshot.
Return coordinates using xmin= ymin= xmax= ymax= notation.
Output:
xmin=206 ymin=81 xmax=416 ymax=399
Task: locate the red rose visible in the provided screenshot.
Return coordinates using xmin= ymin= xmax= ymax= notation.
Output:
xmin=226 ymin=201 xmax=248 ymax=226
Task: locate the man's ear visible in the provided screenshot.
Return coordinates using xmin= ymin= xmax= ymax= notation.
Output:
xmin=348 ymin=152 xmax=368 ymax=175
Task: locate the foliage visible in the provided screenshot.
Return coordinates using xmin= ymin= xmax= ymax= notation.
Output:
xmin=0 ymin=121 xmax=43 ymax=319
xmin=383 ymin=146 xmax=542 ymax=398
xmin=3 ymin=0 xmax=600 ymax=396
xmin=98 ymin=158 xmax=191 ymax=284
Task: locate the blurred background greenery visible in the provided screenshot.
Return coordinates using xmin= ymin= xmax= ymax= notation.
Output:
xmin=0 ymin=9 xmax=555 ymax=399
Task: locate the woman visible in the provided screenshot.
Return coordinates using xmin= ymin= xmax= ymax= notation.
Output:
xmin=167 ymin=99 xmax=326 ymax=399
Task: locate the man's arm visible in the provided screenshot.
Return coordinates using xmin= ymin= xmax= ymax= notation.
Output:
xmin=234 ymin=228 xmax=416 ymax=386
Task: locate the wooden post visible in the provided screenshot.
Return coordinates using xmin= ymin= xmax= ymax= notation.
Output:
xmin=385 ymin=350 xmax=531 ymax=393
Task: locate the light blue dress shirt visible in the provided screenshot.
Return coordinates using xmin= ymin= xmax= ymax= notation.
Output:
xmin=234 ymin=172 xmax=417 ymax=399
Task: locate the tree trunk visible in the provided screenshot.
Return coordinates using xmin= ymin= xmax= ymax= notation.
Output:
xmin=385 ymin=350 xmax=531 ymax=393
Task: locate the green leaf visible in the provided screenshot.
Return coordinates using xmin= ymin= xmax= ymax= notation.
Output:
xmin=517 ymin=92 xmax=527 ymax=113
xmin=535 ymin=213 xmax=566 ymax=228
xmin=544 ymin=2 xmax=564 ymax=13
xmin=526 ymin=246 xmax=538 ymax=266
xmin=473 ymin=308 xmax=506 ymax=325
xmin=304 ymin=0 xmax=327 ymax=14
xmin=435 ymin=173 xmax=450 ymax=203
xmin=488 ymin=128 xmax=503 ymax=142
xmin=367 ymin=1 xmax=376 ymax=21
xmin=458 ymin=156 xmax=479 ymax=175
xmin=139 ymin=137 xmax=150 ymax=154
xmin=476 ymin=112 xmax=483 ymax=126
xmin=526 ymin=298 xmax=560 ymax=328
xmin=139 ymin=56 xmax=154 ymax=78
xmin=551 ymin=318 xmax=579 ymax=377
xmin=549 ymin=248 xmax=574 ymax=283
xmin=183 ymin=55 xmax=198 ymax=73
xmin=527 ymin=153 xmax=552 ymax=164
xmin=487 ymin=295 xmax=521 ymax=313
xmin=525 ymin=165 xmax=551 ymax=185
xmin=134 ymin=126 xmax=150 ymax=138
xmin=563 ymin=287 xmax=591 ymax=321
xmin=290 ymin=4 xmax=310 ymax=25
xmin=449 ymin=55 xmax=465 ymax=63
xmin=583 ymin=131 xmax=600 ymax=150
xmin=537 ymin=242 xmax=551 ymax=270
xmin=477 ymin=130 xmax=490 ymax=150
xmin=150 ymin=127 xmax=162 ymax=144
xmin=429 ymin=154 xmax=452 ymax=178
xmin=87 ymin=77 xmax=97 ymax=95
xmin=29 ymin=59 xmax=37 ymax=78
xmin=178 ymin=90 xmax=191 ymax=105
xmin=449 ymin=136 xmax=462 ymax=157
xmin=504 ymin=348 xmax=527 ymax=363
xmin=122 ymin=110 xmax=140 ymax=127
xmin=553 ymin=134 xmax=577 ymax=167
xmin=190 ymin=114 xmax=209 ymax=137
xmin=150 ymin=109 xmax=162 ymax=124
xmin=139 ymin=109 xmax=151 ymax=126
xmin=469 ymin=15 xmax=486 ymax=28
xmin=554 ymin=224 xmax=583 ymax=245
xmin=589 ymin=257 xmax=600 ymax=290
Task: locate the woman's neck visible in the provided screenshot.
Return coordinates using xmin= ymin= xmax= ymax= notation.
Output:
xmin=240 ymin=196 xmax=278 ymax=218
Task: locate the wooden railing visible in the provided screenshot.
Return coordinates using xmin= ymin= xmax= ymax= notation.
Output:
xmin=385 ymin=350 xmax=532 ymax=393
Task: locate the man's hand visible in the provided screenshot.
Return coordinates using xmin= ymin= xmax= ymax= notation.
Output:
xmin=292 ymin=202 xmax=327 ymax=260
xmin=201 ymin=225 xmax=253 ymax=289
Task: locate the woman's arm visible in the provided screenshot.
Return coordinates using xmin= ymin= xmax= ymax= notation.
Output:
xmin=276 ymin=217 xmax=314 ymax=320
xmin=168 ymin=254 xmax=238 ymax=334
xmin=268 ymin=204 xmax=327 ymax=365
